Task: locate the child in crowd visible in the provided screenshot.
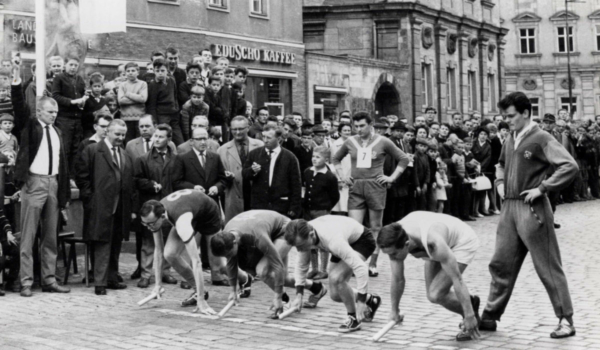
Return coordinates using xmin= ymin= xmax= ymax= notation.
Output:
xmin=180 ymin=85 xmax=210 ymax=140
xmin=0 ymin=69 xmax=13 ymax=116
xmin=0 ymin=208 xmax=19 ymax=296
xmin=205 ymin=76 xmax=223 ymax=130
xmin=215 ymin=57 xmax=229 ymax=70
xmin=231 ymin=82 xmax=247 ymax=117
xmin=223 ymin=68 xmax=235 ymax=88
xmin=209 ymin=125 xmax=222 ymax=145
xmin=435 ymin=161 xmax=451 ymax=213
xmin=463 ymin=137 xmax=480 ymax=218
xmin=426 ymin=142 xmax=439 ymax=211
xmin=451 ymin=140 xmax=470 ymax=220
xmin=0 ymin=114 xmax=18 ymax=160
xmin=413 ymin=138 xmax=431 ymax=210
xmin=295 ymin=131 xmax=314 ymax=182
xmin=146 ymin=58 xmax=183 ymax=144
xmin=178 ymin=62 xmax=203 ymax=107
xmin=82 ymin=73 xmax=106 ymax=139
xmin=303 ymin=146 xmax=340 ymax=280
xmin=118 ymin=62 xmax=148 ymax=141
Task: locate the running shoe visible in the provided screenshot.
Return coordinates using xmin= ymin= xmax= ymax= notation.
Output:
xmin=550 ymin=323 xmax=576 ymax=339
xmin=313 ymin=271 xmax=328 ymax=280
xmin=239 ymin=275 xmax=253 ymax=298
xmin=363 ymin=294 xmax=382 ymax=322
xmin=304 ymin=285 xmax=328 ymax=309
xmin=338 ymin=315 xmax=361 ymax=333
xmin=180 ymin=290 xmax=209 ymax=307
xmin=269 ymin=307 xmax=284 ymax=320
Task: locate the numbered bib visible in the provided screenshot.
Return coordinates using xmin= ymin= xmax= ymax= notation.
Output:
xmin=357 ymin=148 xmax=372 ymax=168
xmin=166 ymin=189 xmax=193 ymax=201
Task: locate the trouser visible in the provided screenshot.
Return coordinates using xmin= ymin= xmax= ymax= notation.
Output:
xmin=1 ymin=233 xmax=21 ymax=283
xmin=140 ymin=225 xmax=172 ymax=279
xmin=54 ymin=116 xmax=82 ymax=178
xmin=157 ymin=113 xmax=184 ymax=146
xmin=19 ymin=175 xmax=59 ymax=287
xmin=460 ymin=183 xmax=473 ymax=218
xmin=482 ymin=197 xmax=574 ymax=321
xmin=93 ymin=204 xmax=124 ymax=287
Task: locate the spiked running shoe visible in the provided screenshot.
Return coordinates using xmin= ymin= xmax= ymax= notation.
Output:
xmin=338 ymin=315 xmax=361 ymax=333
xmin=363 ymin=294 xmax=382 ymax=322
xmin=239 ymin=275 xmax=253 ymax=298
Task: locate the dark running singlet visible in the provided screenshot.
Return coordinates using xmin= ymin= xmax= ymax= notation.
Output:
xmin=160 ymin=189 xmax=222 ymax=242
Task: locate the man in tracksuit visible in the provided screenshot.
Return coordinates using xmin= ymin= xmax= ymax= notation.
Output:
xmin=480 ymin=92 xmax=578 ymax=339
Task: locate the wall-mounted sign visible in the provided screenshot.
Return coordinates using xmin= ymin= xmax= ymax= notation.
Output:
xmin=212 ymin=44 xmax=296 ymax=65
xmin=4 ymin=17 xmax=36 ymax=54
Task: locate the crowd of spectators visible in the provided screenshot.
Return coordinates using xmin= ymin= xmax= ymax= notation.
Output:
xmin=0 ymin=48 xmax=598 ymax=297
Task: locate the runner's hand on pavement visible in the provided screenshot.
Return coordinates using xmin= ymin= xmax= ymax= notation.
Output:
xmin=194 ymin=300 xmax=216 ymax=315
xmin=291 ymin=294 xmax=304 ymax=312
xmin=462 ymin=315 xmax=481 ymax=340
xmin=356 ymin=301 xmax=369 ymax=322
xmin=388 ymin=311 xmax=404 ymax=324
xmin=228 ymin=291 xmax=240 ymax=305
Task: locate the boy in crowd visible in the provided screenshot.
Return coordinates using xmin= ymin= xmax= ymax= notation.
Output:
xmin=178 ymin=62 xmax=203 ymax=107
xmin=146 ymin=58 xmax=183 ymax=145
xmin=52 ymin=57 xmax=88 ymax=174
xmin=0 ymin=71 xmax=13 ymax=116
xmin=224 ymin=68 xmax=235 ymax=88
xmin=180 ymin=85 xmax=210 ymax=141
xmin=234 ymin=67 xmax=248 ymax=84
xmin=426 ymin=142 xmax=439 ymax=211
xmin=82 ymin=73 xmax=107 ymax=139
xmin=118 ymin=62 xmax=148 ymax=142
xmin=0 ymin=114 xmax=18 ymax=158
xmin=295 ymin=130 xmax=314 ymax=182
xmin=450 ymin=140 xmax=474 ymax=221
xmin=216 ymin=57 xmax=229 ymax=70
xmin=205 ymin=76 xmax=224 ymax=131
xmin=413 ymin=138 xmax=431 ymax=211
xmin=231 ymin=82 xmax=247 ymax=117
xmin=303 ymin=146 xmax=340 ymax=280
xmin=462 ymin=137 xmax=480 ymax=218
xmin=211 ymin=67 xmax=231 ymax=142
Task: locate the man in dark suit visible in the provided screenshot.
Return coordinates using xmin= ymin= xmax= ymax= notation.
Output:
xmin=171 ymin=127 xmax=229 ymax=285
xmin=16 ymin=97 xmax=71 ymax=297
xmin=126 ymin=114 xmax=176 ymax=280
xmin=242 ymin=125 xmax=302 ymax=218
xmin=76 ymin=119 xmax=134 ymax=295
xmin=134 ymin=124 xmax=177 ymax=288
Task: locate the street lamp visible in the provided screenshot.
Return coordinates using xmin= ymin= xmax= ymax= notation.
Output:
xmin=565 ymin=0 xmax=585 ymax=119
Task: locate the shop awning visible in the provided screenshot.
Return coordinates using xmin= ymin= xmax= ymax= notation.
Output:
xmin=248 ymin=68 xmax=298 ymax=79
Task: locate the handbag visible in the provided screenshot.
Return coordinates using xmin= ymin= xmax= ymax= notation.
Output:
xmin=471 ymin=175 xmax=492 ymax=191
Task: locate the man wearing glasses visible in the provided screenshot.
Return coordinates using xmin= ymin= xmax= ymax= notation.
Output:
xmin=218 ymin=116 xmax=264 ymax=223
xmin=139 ymin=189 xmax=225 ymax=314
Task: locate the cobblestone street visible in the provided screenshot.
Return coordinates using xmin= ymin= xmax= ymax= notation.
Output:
xmin=1 ymin=201 xmax=600 ymax=350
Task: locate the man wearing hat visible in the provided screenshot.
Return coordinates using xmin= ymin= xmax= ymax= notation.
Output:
xmin=301 ymin=120 xmax=314 ymax=137
xmin=312 ymin=124 xmax=330 ymax=148
xmin=294 ymin=129 xmax=314 ymax=182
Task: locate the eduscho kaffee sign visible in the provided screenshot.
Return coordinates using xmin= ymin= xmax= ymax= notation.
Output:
xmin=211 ymin=44 xmax=296 ymax=65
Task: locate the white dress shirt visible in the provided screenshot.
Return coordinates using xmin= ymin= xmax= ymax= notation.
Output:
xmin=29 ymin=120 xmax=60 ymax=176
xmin=267 ymin=146 xmax=281 ymax=187
xmin=105 ymin=138 xmax=121 ymax=168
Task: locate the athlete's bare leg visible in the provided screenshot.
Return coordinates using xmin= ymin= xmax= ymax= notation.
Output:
xmin=424 ymin=260 xmax=469 ymax=315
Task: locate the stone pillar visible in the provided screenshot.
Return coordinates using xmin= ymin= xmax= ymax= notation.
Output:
xmin=479 ymin=35 xmax=490 ymax=115
xmin=541 ymin=73 xmax=556 ymax=116
xmin=435 ymin=24 xmax=448 ymax=121
xmin=0 ymin=4 xmax=5 ymax=59
xmin=410 ymin=17 xmax=423 ymax=122
xmin=581 ymin=72 xmax=595 ymax=120
xmin=497 ymin=39 xmax=507 ymax=98
xmin=458 ymin=31 xmax=470 ymax=114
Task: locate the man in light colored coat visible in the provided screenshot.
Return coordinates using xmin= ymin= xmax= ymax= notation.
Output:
xmin=217 ymin=116 xmax=263 ymax=223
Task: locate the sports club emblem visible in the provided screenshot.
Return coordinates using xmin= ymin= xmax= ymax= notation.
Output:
xmin=524 ymin=151 xmax=532 ymax=160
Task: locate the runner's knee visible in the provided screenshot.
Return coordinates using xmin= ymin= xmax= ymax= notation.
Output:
xmin=427 ymin=288 xmax=445 ymax=305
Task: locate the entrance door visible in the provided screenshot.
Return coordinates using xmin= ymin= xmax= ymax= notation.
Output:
xmin=374 ymin=82 xmax=400 ymax=120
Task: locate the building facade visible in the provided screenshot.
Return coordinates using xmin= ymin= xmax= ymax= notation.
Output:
xmin=500 ymin=0 xmax=600 ymax=120
xmin=303 ymin=0 xmax=507 ymax=123
xmin=0 ymin=0 xmax=306 ymax=116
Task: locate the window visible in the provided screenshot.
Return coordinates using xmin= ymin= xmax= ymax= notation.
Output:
xmin=557 ymin=26 xmax=574 ymax=53
xmin=446 ymin=68 xmax=456 ymax=110
xmin=488 ymin=74 xmax=497 ymax=113
xmin=530 ymin=97 xmax=539 ymax=117
xmin=376 ymin=23 xmax=399 ymax=62
xmin=421 ymin=63 xmax=433 ymax=108
xmin=560 ymin=96 xmax=577 ymax=115
xmin=468 ymin=71 xmax=477 ymax=111
xmin=519 ymin=28 xmax=536 ymax=54
xmin=250 ymin=0 xmax=267 ymax=16
xmin=596 ymin=25 xmax=600 ymax=51
xmin=208 ymin=0 xmax=228 ymax=10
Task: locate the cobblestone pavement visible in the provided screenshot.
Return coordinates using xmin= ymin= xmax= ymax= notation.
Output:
xmin=1 ymin=201 xmax=600 ymax=350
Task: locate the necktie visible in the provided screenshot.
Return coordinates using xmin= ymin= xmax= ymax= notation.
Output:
xmin=199 ymin=151 xmax=205 ymax=167
xmin=112 ymin=147 xmax=120 ymax=169
xmin=145 ymin=139 xmax=151 ymax=153
xmin=238 ymin=142 xmax=247 ymax=164
xmin=158 ymin=151 xmax=166 ymax=162
xmin=45 ymin=126 xmax=53 ymax=175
